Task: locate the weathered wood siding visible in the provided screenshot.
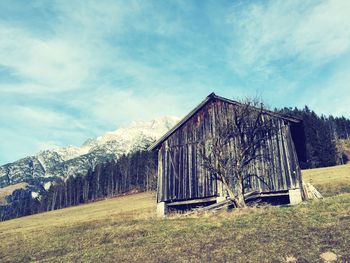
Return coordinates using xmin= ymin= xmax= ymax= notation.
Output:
xmin=157 ymin=99 xmax=302 ymax=203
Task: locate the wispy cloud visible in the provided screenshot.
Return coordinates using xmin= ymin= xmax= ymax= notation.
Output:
xmin=306 ymin=65 xmax=350 ymax=116
xmin=229 ymin=0 xmax=350 ymax=75
xmin=0 ymin=26 xmax=88 ymax=91
xmin=225 ymin=0 xmax=350 ymax=115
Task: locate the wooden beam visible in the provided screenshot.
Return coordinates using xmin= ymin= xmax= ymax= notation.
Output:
xmin=244 ymin=190 xmax=289 ymax=201
xmin=167 ymin=196 xmax=217 ymax=206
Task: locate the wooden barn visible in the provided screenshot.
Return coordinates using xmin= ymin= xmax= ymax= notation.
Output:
xmin=149 ymin=93 xmax=305 ymax=216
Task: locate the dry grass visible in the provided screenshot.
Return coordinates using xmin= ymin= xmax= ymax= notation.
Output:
xmin=0 ymin=182 xmax=28 ymax=205
xmin=302 ymin=163 xmax=350 ymax=197
xmin=0 ymin=165 xmax=350 ymax=262
xmin=0 ymin=193 xmax=349 ymax=262
xmin=0 ymin=192 xmax=156 ymax=234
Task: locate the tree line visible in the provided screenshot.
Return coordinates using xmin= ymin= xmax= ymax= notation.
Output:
xmin=0 ymin=150 xmax=157 ymax=221
xmin=279 ymin=106 xmax=350 ymax=169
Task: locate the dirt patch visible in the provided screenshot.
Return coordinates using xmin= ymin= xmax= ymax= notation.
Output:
xmin=285 ymin=255 xmax=297 ymax=263
xmin=320 ymin=251 xmax=337 ymax=262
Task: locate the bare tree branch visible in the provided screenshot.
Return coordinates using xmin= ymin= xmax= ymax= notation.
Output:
xmin=198 ymin=97 xmax=277 ymax=207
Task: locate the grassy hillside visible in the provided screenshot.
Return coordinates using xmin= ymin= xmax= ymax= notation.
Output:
xmin=0 ymin=165 xmax=350 ymax=262
xmin=302 ymin=163 xmax=350 ymax=197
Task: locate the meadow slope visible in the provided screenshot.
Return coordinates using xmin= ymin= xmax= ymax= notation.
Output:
xmin=0 ymin=165 xmax=349 ymax=262
xmin=302 ymin=163 xmax=350 ymax=197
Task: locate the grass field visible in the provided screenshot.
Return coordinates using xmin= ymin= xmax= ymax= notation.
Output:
xmin=302 ymin=163 xmax=350 ymax=197
xmin=0 ymin=165 xmax=349 ymax=262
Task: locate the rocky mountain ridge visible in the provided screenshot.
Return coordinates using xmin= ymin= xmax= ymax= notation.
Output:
xmin=0 ymin=116 xmax=179 ymax=188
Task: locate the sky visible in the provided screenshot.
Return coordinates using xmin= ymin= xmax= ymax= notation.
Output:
xmin=1 ymin=0 xmax=350 ymax=164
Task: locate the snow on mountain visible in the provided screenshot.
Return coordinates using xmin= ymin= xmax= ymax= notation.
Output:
xmin=88 ymin=116 xmax=179 ymax=154
xmin=0 ymin=116 xmax=179 ymax=188
xmin=53 ymin=145 xmax=91 ymax=161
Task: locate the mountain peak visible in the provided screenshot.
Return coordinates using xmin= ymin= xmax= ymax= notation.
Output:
xmin=0 ymin=116 xmax=179 ymax=187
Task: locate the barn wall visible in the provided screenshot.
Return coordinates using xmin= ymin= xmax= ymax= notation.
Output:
xmin=157 ymin=99 xmax=302 ymax=203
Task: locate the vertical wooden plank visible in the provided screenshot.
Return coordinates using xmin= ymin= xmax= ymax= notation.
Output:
xmin=178 ymin=146 xmax=183 ymax=199
xmin=192 ymin=144 xmax=197 ymax=197
xmin=156 ymin=147 xmax=163 ymax=202
xmin=188 ymin=143 xmax=192 ymax=199
xmin=164 ymin=141 xmax=169 ymax=201
xmin=280 ymin=121 xmax=291 ymax=190
xmin=276 ymin=120 xmax=286 ymax=190
xmin=287 ymin=124 xmax=302 ymax=189
xmin=282 ymin=124 xmax=293 ymax=188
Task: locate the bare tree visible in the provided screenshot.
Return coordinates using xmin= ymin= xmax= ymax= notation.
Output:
xmin=199 ymin=97 xmax=278 ymax=208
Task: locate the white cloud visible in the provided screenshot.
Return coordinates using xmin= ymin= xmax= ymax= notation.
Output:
xmin=53 ymin=0 xmax=131 ymax=38
xmin=0 ymin=83 xmax=47 ymax=94
xmin=0 ymin=25 xmax=91 ymax=91
xmin=72 ymin=88 xmax=188 ymax=127
xmin=306 ymin=66 xmax=350 ymax=117
xmin=0 ymin=0 xmax=188 ymax=96
xmin=0 ymin=1 xmax=137 ymax=94
xmin=0 ymin=104 xmax=86 ymax=131
xmin=292 ymin=0 xmax=350 ymax=64
xmin=229 ymin=0 xmax=350 ymax=74
xmin=0 ymin=104 xmax=91 ymax=163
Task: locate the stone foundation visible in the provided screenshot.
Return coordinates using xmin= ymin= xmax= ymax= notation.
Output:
xmin=289 ymin=188 xmax=303 ymax=205
xmin=156 ymin=202 xmax=167 ymax=217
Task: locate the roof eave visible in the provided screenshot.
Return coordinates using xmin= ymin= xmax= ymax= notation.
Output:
xmin=148 ymin=93 xmax=302 ymax=151
xmin=148 ymin=94 xmax=215 ymax=151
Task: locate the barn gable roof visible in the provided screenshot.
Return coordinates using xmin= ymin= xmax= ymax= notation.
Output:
xmin=148 ymin=92 xmax=301 ymax=150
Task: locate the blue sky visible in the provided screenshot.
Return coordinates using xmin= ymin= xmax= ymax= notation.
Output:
xmin=1 ymin=0 xmax=350 ymax=164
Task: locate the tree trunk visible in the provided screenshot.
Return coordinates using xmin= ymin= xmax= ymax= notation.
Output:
xmin=220 ymin=175 xmax=246 ymax=208
xmin=234 ymin=178 xmax=246 ymax=208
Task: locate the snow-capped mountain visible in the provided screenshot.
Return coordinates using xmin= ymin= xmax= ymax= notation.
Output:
xmin=0 ymin=116 xmax=179 ymax=188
